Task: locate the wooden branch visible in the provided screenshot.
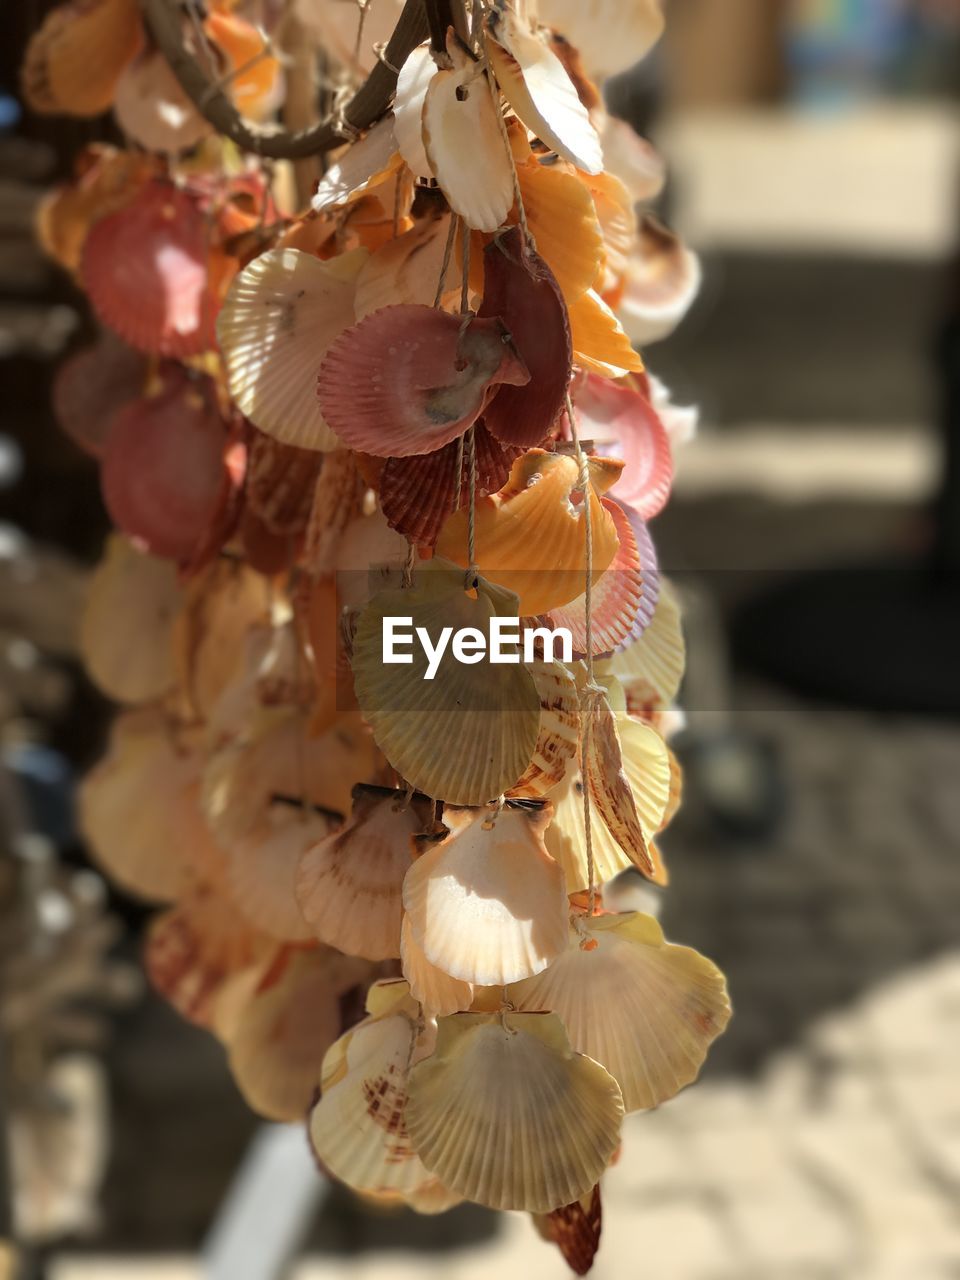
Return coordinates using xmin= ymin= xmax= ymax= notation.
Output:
xmin=424 ymin=0 xmax=470 ymax=52
xmin=139 ymin=0 xmax=430 ymax=159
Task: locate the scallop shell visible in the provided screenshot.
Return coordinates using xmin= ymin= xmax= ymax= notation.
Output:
xmin=317 ymin=305 xmax=529 ymax=458
xmin=378 ymin=422 xmax=519 ymax=546
xmin=22 ymin=0 xmax=143 ymax=118
xmin=586 ymin=169 xmax=636 ymax=294
xmin=334 ymin=510 xmax=409 ymax=611
xmin=536 ymin=0 xmax=665 ymax=80
xmin=204 ymin=619 xmax=312 ymax=745
xmin=618 ymin=217 xmax=702 ymax=348
xmin=202 ymin=708 xmax=376 ymax=847
xmin=400 ymin=914 xmax=474 ymax=1017
xmin=217 ymin=247 xmax=366 ymax=452
xmin=245 ymin=431 xmax=322 ymax=537
xmin=204 ymin=10 xmax=282 ymax=116
xmin=394 ymin=43 xmax=436 ymax=179
xmin=350 ymin=559 xmax=540 ymax=805
xmin=42 ymin=149 xmax=158 ymax=279
xmin=573 ymin=373 xmax=673 ymax=520
xmin=296 ymin=785 xmax=434 ymax=961
xmin=228 ymin=947 xmax=370 ymax=1122
xmin=303 ymin=450 xmax=366 ymax=575
xmin=583 ymin=691 xmax=669 ymax=878
xmin=569 ymin=288 xmax=644 ymax=378
xmin=146 ymin=889 xmax=262 ymax=1029
xmin=662 ymin=746 xmax=684 ymax=830
xmin=650 ymin=374 xmax=699 ymax=448
xmin=113 ymin=46 xmax=212 ymax=153
xmin=478 ymin=226 xmax=571 ymax=448
xmin=516 ymin=159 xmax=604 ymax=303
xmin=545 ymin=705 xmax=672 ymax=892
xmin=486 ymin=10 xmax=602 ymax=174
xmin=600 ymin=119 xmax=666 ymax=202
xmin=405 ymin=1011 xmax=623 ymax=1213
xmin=509 ymin=660 xmax=580 ymax=798
xmin=435 ymin=450 xmax=622 ymax=616
xmin=81 ymin=535 xmax=180 ymax=704
xmin=422 ymin=33 xmax=514 ymax=232
xmin=52 ymin=332 xmax=146 ymax=457
xmin=309 ymin=1011 xmax=437 ymax=1198
xmin=603 ymin=575 xmax=685 ymax=714
xmin=311 ymin=116 xmax=401 ymax=213
xmin=548 ymin=497 xmax=658 ymax=658
xmin=534 ymin=1184 xmax=602 ymax=1277
xmin=402 ymin=804 xmax=567 ymax=986
xmin=510 ymin=913 xmax=731 ymax=1112
xmin=172 ymin=557 xmax=273 ymax=723
xmin=229 ymin=809 xmax=337 ymax=943
xmin=79 ymin=710 xmax=222 ymax=903
xmin=100 ymin=369 xmax=229 ymax=562
xmin=81 ymin=180 xmax=216 ymax=357
xmin=354 ymin=214 xmax=460 ymax=319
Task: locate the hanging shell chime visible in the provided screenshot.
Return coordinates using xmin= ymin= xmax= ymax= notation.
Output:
xmin=28 ymin=0 xmax=729 ymax=1269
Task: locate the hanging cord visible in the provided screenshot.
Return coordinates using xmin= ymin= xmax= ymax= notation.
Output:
xmin=459 ymin=227 xmax=479 ymax=588
xmin=482 ymin=40 xmax=535 ymax=252
xmin=566 ymin=391 xmax=600 ymax=917
xmin=353 ymin=0 xmax=371 ymax=68
xmin=465 ymin=424 xmax=478 ymax=586
xmin=432 ymin=213 xmax=459 ymax=307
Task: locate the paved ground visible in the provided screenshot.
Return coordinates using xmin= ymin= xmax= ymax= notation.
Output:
xmin=46 ymin=670 xmax=960 ymax=1280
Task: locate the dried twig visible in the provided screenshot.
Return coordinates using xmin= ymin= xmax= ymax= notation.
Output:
xmin=139 ymin=0 xmax=430 ymax=159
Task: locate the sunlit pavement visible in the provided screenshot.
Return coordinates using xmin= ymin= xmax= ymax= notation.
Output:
xmin=51 ymin=949 xmax=960 ymax=1279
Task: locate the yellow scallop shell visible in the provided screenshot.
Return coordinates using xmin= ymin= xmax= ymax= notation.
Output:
xmin=296 ymin=786 xmax=434 ymax=961
xmin=435 ymin=451 xmax=623 ymax=616
xmin=405 ymin=1011 xmax=623 ymax=1213
xmin=510 ymin=913 xmax=731 ymax=1111
xmin=545 ymin=706 xmax=671 ymax=892
xmin=351 ymin=559 xmax=540 ymax=805
xmin=601 ymin=575 xmax=685 ymax=713
xmin=402 ymin=804 xmax=567 ymax=986
xmin=81 ymin=534 xmax=180 ymax=705
xmin=22 ymin=0 xmax=143 ymax=118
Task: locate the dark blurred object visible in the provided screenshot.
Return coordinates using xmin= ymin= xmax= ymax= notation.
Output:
xmin=664 ymin=0 xmax=787 ymax=107
xmin=733 ymin=234 xmax=960 ymax=713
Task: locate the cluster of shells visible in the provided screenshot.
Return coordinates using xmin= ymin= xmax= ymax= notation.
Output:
xmin=26 ymin=0 xmax=729 ymax=1269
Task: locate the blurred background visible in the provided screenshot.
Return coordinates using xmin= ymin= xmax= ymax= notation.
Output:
xmin=1 ymin=0 xmax=959 ymax=1277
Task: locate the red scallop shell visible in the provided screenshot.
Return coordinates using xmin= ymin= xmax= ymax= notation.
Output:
xmin=52 ymin=331 xmax=147 ymax=457
xmin=245 ymin=430 xmax=323 ymax=538
xmin=81 ymin=179 xmax=217 ymax=357
xmin=100 ymin=366 xmax=231 ymax=562
xmin=378 ymin=421 xmax=521 ymax=546
xmin=479 ymin=225 xmax=572 ymax=448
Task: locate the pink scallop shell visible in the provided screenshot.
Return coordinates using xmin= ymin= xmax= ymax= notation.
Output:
xmin=547 ymin=497 xmax=659 ymax=659
xmin=573 ymin=373 xmax=673 ymax=520
xmin=81 ymin=179 xmax=217 ymax=357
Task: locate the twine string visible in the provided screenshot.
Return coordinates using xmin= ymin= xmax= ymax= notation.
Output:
xmin=566 ymin=391 xmax=600 ymax=917
xmin=482 ymin=38 xmax=535 ymax=251
xmin=433 ymin=213 xmax=458 ymax=308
